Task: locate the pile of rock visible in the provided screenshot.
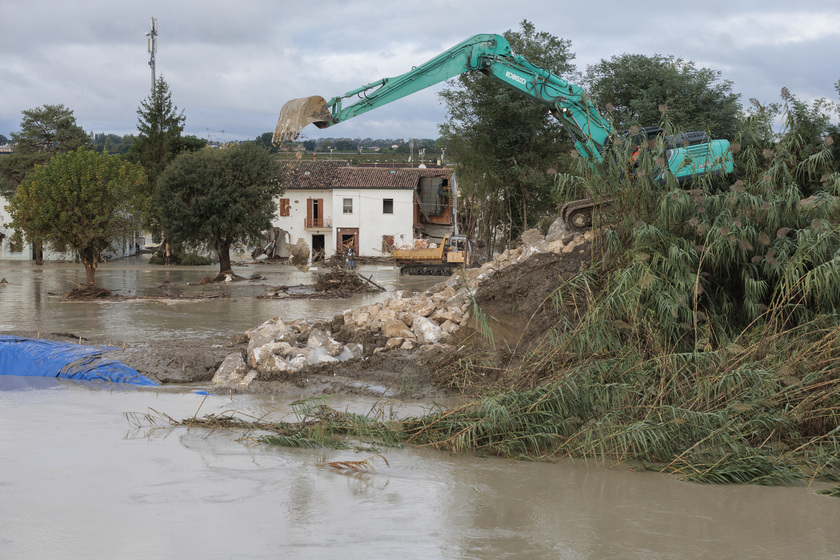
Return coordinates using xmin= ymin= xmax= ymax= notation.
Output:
xmin=212 ymin=217 xmax=592 ymax=389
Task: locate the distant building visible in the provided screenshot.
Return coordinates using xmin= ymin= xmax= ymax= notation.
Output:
xmin=272 ymin=161 xmax=456 ymax=262
xmin=0 ymin=193 xmax=141 ymax=262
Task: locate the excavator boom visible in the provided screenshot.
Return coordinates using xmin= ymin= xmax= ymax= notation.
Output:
xmin=273 ymin=32 xmax=733 ymax=231
xmin=273 ymin=34 xmax=513 ymax=143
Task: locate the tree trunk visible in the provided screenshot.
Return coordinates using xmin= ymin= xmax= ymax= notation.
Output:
xmin=80 ymin=248 xmax=98 ymax=286
xmin=33 ymin=241 xmax=44 ymax=265
xmin=164 ymin=239 xmax=173 ymax=266
xmin=217 ymin=242 xmax=232 ymax=275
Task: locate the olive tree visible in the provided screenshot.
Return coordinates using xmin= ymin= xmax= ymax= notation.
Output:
xmin=155 ymin=143 xmax=283 ymax=275
xmin=7 ymin=148 xmax=147 ymax=286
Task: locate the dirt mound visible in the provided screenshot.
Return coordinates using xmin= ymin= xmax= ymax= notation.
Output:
xmin=472 ymin=248 xmax=591 ymax=351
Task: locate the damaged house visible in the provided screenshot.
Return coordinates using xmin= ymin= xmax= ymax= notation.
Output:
xmin=271 ymin=161 xmax=456 ymax=261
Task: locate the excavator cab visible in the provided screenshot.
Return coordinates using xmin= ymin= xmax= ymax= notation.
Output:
xmin=445 ymin=235 xmax=471 ymax=265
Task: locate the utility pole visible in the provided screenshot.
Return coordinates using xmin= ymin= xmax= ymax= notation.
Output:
xmin=146 ymin=17 xmax=158 ymax=94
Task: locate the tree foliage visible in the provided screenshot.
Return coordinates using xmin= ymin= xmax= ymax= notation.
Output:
xmin=0 ymin=104 xmax=90 ymax=199
xmin=7 ymin=148 xmax=147 ymax=285
xmin=439 ymin=20 xmax=576 ymax=253
xmin=130 ymin=76 xmax=186 ymax=189
xmin=584 ymin=53 xmax=742 ymax=139
xmin=155 ymin=143 xmax=283 ymax=275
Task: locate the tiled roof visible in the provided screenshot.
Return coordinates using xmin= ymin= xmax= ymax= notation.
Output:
xmin=279 ymin=160 xmax=451 ymax=190
xmin=278 ymin=160 xmax=345 ymax=189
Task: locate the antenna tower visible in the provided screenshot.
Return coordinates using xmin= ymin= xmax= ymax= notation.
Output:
xmin=146 ymin=18 xmax=158 ymax=94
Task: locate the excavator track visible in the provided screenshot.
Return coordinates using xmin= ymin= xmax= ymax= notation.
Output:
xmin=560 ymin=196 xmax=614 ymax=231
xmin=399 ymin=264 xmax=459 ymax=276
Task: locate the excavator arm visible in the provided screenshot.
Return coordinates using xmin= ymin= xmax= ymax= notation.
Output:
xmin=273 ymin=34 xmax=511 ymax=143
xmin=273 ymin=33 xmax=613 ymax=164
xmin=273 ymin=32 xmax=733 ymax=231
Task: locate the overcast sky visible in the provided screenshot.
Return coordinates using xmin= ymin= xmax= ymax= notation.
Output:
xmin=1 ymin=1 xmax=838 ymax=143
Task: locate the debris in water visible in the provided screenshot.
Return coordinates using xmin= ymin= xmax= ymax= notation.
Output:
xmin=317 ymin=455 xmax=390 ymax=473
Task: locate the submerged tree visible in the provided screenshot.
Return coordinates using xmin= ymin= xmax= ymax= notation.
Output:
xmin=155 ymin=143 xmax=283 ymax=275
xmin=131 ymin=77 xmax=206 ymax=263
xmin=7 ymin=148 xmax=147 ymax=286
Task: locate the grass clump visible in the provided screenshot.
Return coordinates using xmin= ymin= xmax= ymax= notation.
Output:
xmin=255 ymin=397 xmax=403 ymax=452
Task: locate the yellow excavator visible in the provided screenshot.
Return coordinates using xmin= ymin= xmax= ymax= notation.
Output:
xmin=392 ymin=235 xmax=471 ymax=276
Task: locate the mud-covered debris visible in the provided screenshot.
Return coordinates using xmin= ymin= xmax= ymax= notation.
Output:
xmin=314 ymin=269 xmax=384 ymax=294
xmin=288 ymin=238 xmax=311 ymax=272
xmin=65 ymin=285 xmax=114 ymax=300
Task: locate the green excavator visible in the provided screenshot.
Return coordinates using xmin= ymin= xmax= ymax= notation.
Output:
xmin=273 ymin=33 xmax=733 ymax=229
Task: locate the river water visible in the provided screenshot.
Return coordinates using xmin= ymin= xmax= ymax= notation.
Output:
xmin=1 ymin=259 xmax=839 ymax=559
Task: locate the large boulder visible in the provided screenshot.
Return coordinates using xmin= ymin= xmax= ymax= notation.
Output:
xmin=411 ymin=316 xmax=444 ymax=345
xmin=381 ymin=319 xmax=415 ymax=339
xmin=306 ymin=328 xmax=344 ymax=356
xmin=212 ymin=352 xmax=249 ymax=386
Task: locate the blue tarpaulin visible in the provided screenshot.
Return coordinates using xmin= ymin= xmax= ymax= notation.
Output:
xmin=0 ymin=335 xmax=157 ymax=386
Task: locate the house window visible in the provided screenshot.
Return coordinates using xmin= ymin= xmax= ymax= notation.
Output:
xmin=343 ymin=198 xmax=353 ymax=214
xmin=306 ymin=198 xmax=325 ymax=228
xmin=278 ymin=198 xmax=290 ymax=217
xmin=383 ymin=198 xmax=394 ymax=214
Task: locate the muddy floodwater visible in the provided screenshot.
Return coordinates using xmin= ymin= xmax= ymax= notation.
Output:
xmin=1 ymin=259 xmax=839 ymax=559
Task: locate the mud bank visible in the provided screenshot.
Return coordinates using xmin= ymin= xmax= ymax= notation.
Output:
xmin=0 ymin=329 xmax=450 ymax=400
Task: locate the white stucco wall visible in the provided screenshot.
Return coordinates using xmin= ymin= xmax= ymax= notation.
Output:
xmin=273 ymin=187 xmax=414 ymax=259
xmin=0 ymin=193 xmax=140 ymax=262
xmin=276 ymin=189 xmax=334 ymax=258
xmin=333 ymin=188 xmax=413 ymax=255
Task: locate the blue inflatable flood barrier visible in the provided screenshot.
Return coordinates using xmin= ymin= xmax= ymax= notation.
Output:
xmin=0 ymin=335 xmax=158 ymax=386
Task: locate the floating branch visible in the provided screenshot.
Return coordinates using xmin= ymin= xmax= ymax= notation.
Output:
xmin=317 ymin=454 xmax=391 ymax=473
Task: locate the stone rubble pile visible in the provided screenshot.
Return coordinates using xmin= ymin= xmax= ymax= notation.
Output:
xmin=212 ymin=217 xmax=592 ymax=389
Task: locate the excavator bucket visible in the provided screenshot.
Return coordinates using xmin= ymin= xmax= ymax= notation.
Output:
xmin=272 ymin=96 xmax=332 ymax=143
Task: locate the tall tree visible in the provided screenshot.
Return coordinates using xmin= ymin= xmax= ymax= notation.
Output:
xmin=584 ymin=53 xmax=741 ymax=139
xmin=155 ymin=143 xmax=283 ymax=275
xmin=439 ymin=20 xmax=576 ymax=253
xmin=0 ymin=104 xmax=90 ymax=198
xmin=0 ymin=104 xmax=90 ymax=263
xmin=131 ymin=77 xmax=202 ymax=264
xmin=7 ymin=149 xmax=146 ymax=286
xmin=131 ymin=76 xmax=186 ymax=188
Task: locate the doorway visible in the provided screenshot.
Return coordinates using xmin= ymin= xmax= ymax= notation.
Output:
xmin=311 ymin=234 xmax=325 ymax=262
xmin=336 ymin=228 xmax=359 ymax=254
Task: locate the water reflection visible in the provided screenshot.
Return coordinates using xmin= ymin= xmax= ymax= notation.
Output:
xmin=0 ymin=258 xmax=434 ymax=341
